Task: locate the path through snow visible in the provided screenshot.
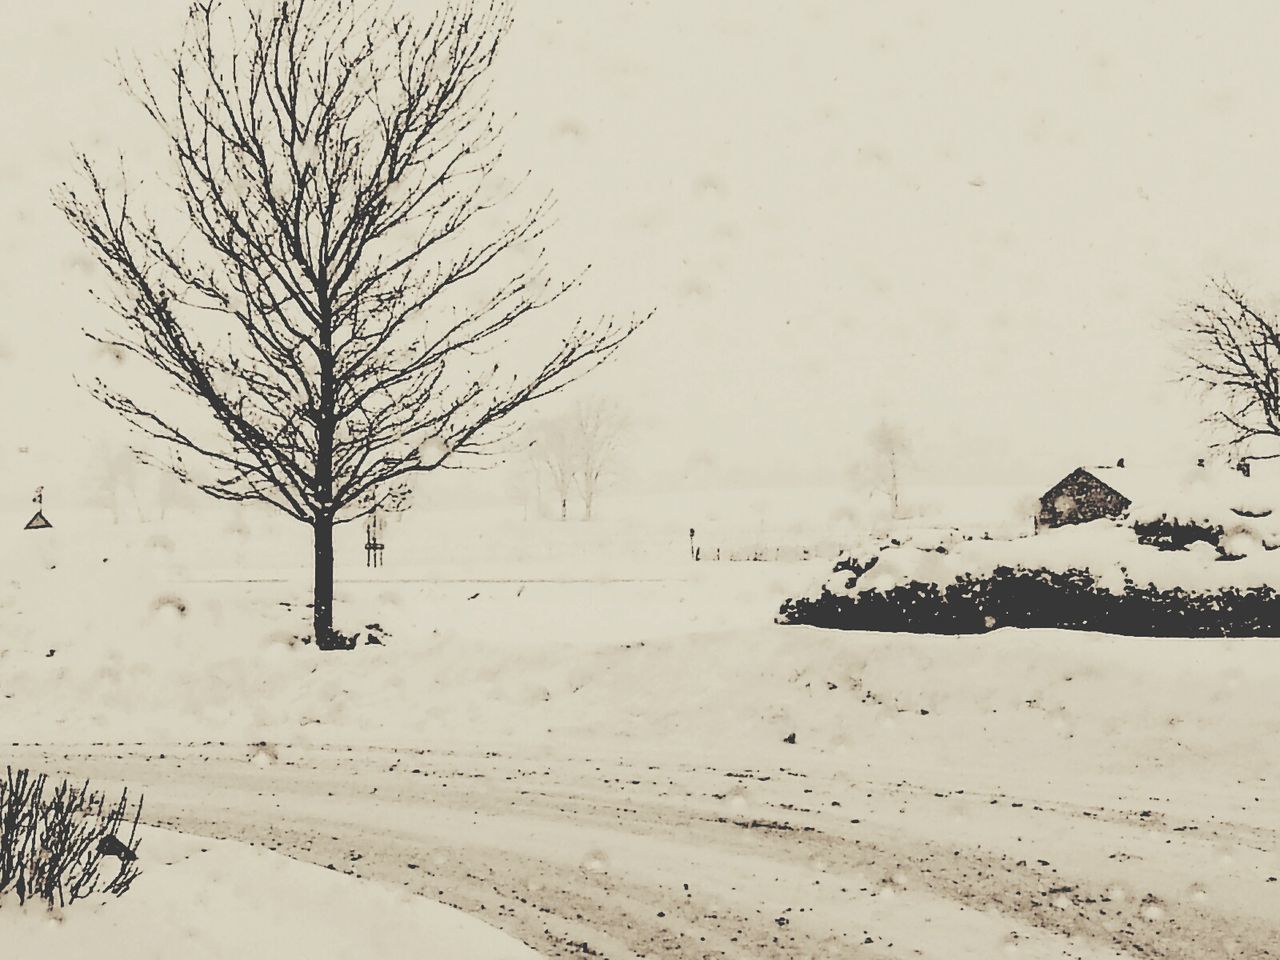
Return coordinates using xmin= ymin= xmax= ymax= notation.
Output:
xmin=8 ymin=741 xmax=1277 ymax=959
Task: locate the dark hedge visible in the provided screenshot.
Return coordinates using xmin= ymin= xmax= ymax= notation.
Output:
xmin=778 ymin=564 xmax=1280 ymax=637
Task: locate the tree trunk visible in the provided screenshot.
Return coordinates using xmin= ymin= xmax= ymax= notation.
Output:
xmin=314 ymin=292 xmax=341 ymax=649
xmin=888 ymin=449 xmax=899 ymax=519
xmin=312 ymin=514 xmax=340 ymax=649
xmin=560 ymin=496 xmax=567 ymax=521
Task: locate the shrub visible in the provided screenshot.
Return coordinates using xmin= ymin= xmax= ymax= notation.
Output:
xmin=778 ymin=564 xmax=1280 ymax=637
xmin=829 ymin=553 xmax=879 ymax=592
xmin=1133 ymin=516 xmax=1224 ymax=552
xmin=0 ymin=767 xmax=143 ymax=909
xmin=832 ymin=553 xmax=878 ymax=576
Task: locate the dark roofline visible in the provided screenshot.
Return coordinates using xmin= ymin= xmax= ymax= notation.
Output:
xmin=1042 ymin=466 xmax=1132 ymax=507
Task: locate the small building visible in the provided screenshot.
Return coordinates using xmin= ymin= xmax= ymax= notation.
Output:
xmin=1036 ymin=467 xmax=1131 ymax=531
xmin=1036 ymin=459 xmax=1268 ymax=532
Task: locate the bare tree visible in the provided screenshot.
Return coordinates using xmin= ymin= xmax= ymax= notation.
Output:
xmin=869 ymin=420 xmax=908 ymax=519
xmin=530 ymin=416 xmax=576 ymax=521
xmin=528 ymin=400 xmax=625 ymax=521
xmin=1184 ymin=279 xmax=1280 ymax=464
xmin=57 ymin=0 xmax=645 ymax=648
xmin=570 ymin=400 xmax=625 ymax=521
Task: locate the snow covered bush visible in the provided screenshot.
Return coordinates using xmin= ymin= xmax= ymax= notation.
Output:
xmin=0 ymin=768 xmax=142 ymax=909
xmin=829 ymin=552 xmax=880 ymax=590
xmin=1133 ymin=516 xmax=1224 ymax=552
xmin=779 ymin=563 xmax=1280 ymax=636
xmin=779 ymin=524 xmax=1280 ymax=636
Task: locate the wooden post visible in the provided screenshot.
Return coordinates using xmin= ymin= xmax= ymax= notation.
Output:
xmin=365 ymin=505 xmax=385 ymax=568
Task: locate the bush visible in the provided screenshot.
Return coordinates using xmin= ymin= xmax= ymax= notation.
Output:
xmin=0 ymin=768 xmax=143 ymax=909
xmin=1133 ymin=517 xmax=1224 ymax=552
xmin=829 ymin=553 xmax=879 ymax=591
xmin=778 ymin=564 xmax=1280 ymax=637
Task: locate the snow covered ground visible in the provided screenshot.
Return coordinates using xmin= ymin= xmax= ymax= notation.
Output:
xmin=0 ymin=825 xmax=537 ymax=959
xmin=2 ymin=505 xmax=1279 ymax=957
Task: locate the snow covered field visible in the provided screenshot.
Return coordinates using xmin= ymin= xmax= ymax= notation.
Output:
xmin=3 ymin=508 xmax=1279 ymax=957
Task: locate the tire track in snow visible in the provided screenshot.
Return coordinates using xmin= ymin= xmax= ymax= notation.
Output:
xmin=6 ymin=742 xmax=1277 ymax=959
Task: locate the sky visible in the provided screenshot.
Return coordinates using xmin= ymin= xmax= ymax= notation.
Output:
xmin=4 ymin=0 xmax=1280 ymax=519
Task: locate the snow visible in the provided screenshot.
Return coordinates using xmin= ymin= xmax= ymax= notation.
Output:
xmin=810 ymin=519 xmax=1280 ymax=601
xmin=3 ymin=499 xmax=1279 ymax=955
xmin=1087 ymin=463 xmax=1274 ymax=526
xmin=904 ymin=463 xmax=1279 ymax=538
xmin=0 ymin=826 xmax=537 ymax=959
xmin=4 ymin=505 xmax=1278 ymax=795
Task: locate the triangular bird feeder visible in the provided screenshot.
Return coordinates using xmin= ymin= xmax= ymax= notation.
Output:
xmin=24 ymin=510 xmax=52 ymax=530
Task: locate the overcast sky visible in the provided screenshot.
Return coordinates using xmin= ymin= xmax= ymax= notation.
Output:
xmin=4 ymin=1 xmax=1280 ymax=512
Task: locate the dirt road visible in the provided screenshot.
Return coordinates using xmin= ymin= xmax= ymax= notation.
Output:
xmin=6 ymin=741 xmax=1276 ymax=959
